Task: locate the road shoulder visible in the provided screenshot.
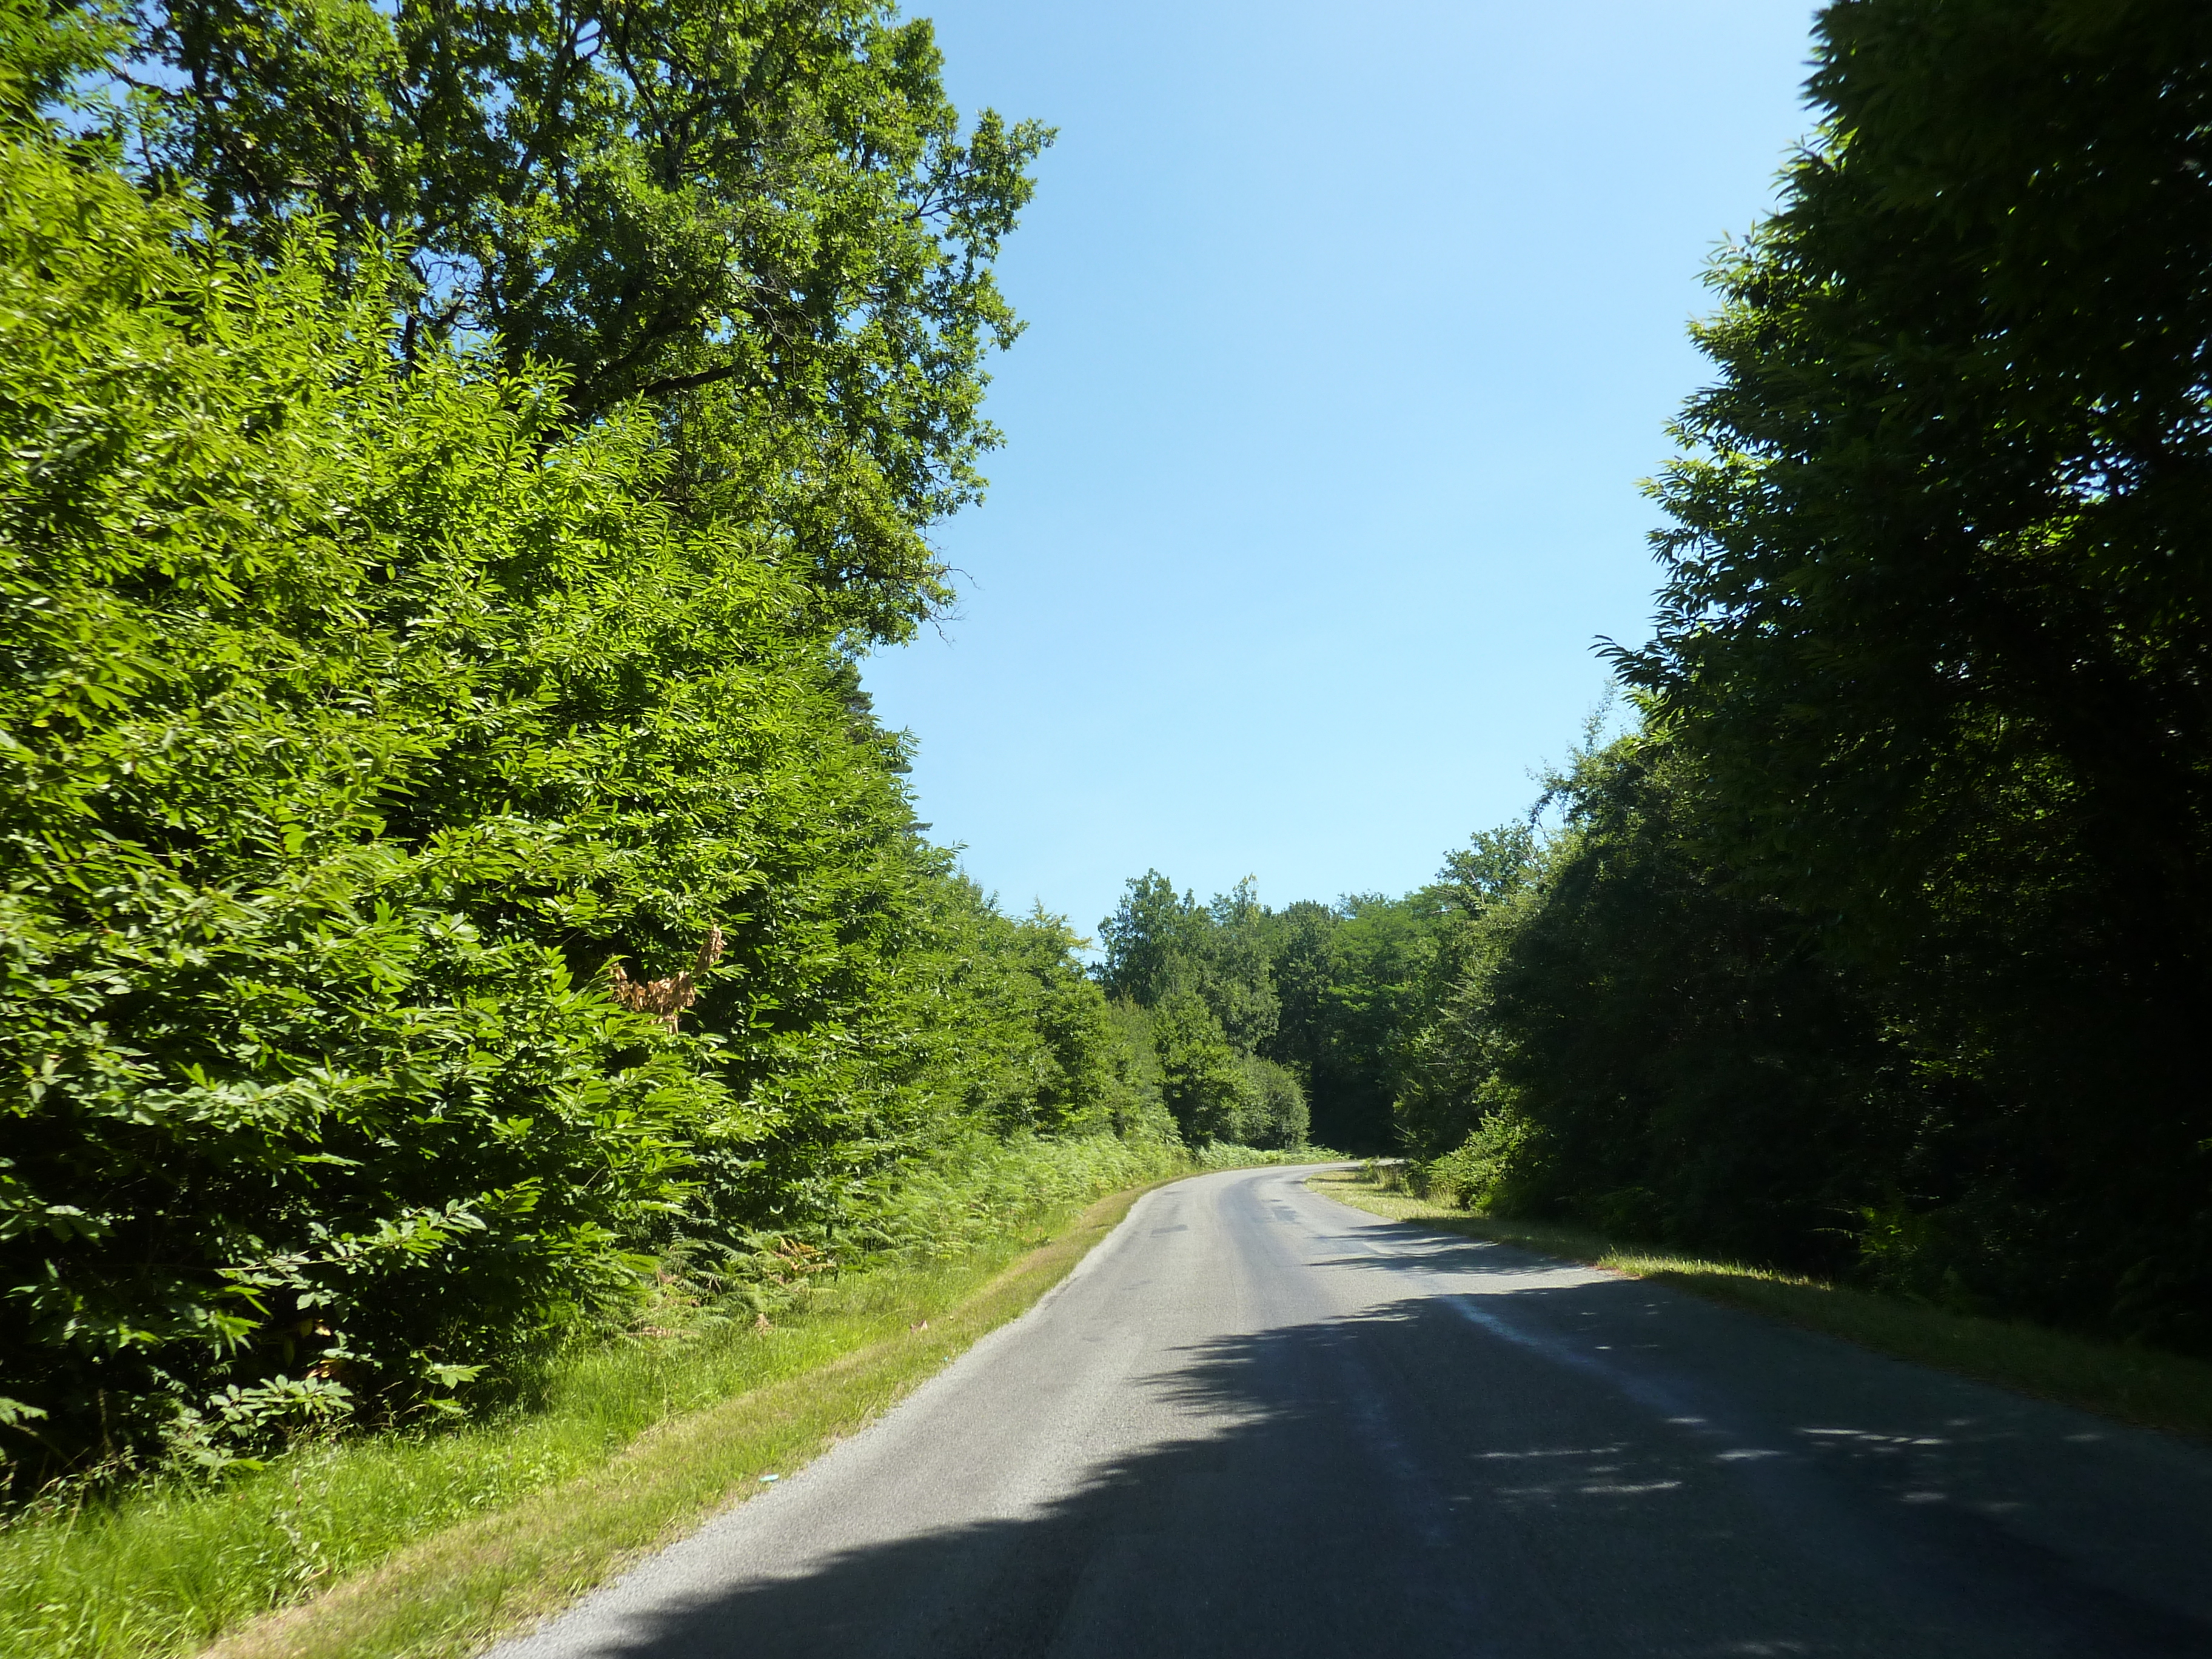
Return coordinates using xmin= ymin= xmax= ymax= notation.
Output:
xmin=1308 ymin=1167 xmax=2212 ymax=1443
xmin=199 ymin=1178 xmax=1177 ymax=1659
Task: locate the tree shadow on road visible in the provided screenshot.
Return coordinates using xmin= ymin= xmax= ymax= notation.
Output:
xmin=552 ymin=1288 xmax=2212 ymax=1659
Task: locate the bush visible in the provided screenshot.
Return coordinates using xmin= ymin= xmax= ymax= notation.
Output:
xmin=0 ymin=0 xmax=1156 ymax=1499
xmin=0 ymin=122 xmax=916 ymax=1478
xmin=1236 ymin=1056 xmax=1309 ymax=1151
xmin=1416 ymin=1108 xmax=1533 ymax=1211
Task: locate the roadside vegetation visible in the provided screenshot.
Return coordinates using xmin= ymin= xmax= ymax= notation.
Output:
xmin=7 ymin=0 xmax=2211 ymax=1649
xmin=0 ymin=4 xmax=1326 ymax=1646
xmin=1314 ymin=1167 xmax=2212 ymax=1444
xmin=1 ymin=1153 xmax=1208 ymax=1659
xmin=1101 ymin=1 xmax=2212 ymax=1376
xmin=0 ymin=0 xmax=1319 ymax=1514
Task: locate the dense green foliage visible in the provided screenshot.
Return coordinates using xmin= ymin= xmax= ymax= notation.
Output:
xmin=1239 ymin=0 xmax=2212 ymax=1355
xmin=0 ymin=0 xmax=1196 ymax=1493
xmin=1092 ymin=871 xmax=1476 ymax=1155
xmin=1396 ymin=742 xmax=1915 ymax=1279
xmin=126 ymin=0 xmax=1050 ymax=643
xmin=0 ymin=1130 xmax=1181 ymax=1659
xmin=12 ymin=0 xmax=2210 ymax=1520
xmin=1094 ymin=876 xmax=1309 ymax=1150
xmin=1610 ymin=0 xmax=2212 ymax=1343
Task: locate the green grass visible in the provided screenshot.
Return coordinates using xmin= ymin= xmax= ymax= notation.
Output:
xmin=1310 ymin=1167 xmax=2212 ymax=1443
xmin=1188 ymin=1142 xmax=1342 ymax=1170
xmin=1 ymin=1140 xmax=1201 ymax=1659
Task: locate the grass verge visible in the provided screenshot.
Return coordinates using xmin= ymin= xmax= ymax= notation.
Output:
xmin=1308 ymin=1167 xmax=2212 ymax=1443
xmin=4 ymin=1174 xmax=1178 ymax=1659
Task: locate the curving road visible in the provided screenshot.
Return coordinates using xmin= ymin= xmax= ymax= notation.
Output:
xmin=491 ymin=1165 xmax=2212 ymax=1658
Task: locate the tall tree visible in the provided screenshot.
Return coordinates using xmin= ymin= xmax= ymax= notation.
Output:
xmin=1623 ymin=0 xmax=2212 ymax=1338
xmin=0 ymin=0 xmax=1087 ymax=1475
xmin=1270 ymin=894 xmax=1438 ymax=1154
xmin=1096 ymin=871 xmax=1207 ymax=1007
xmin=1096 ymin=873 xmax=1306 ymax=1148
xmin=121 ymin=0 xmax=1050 ymax=642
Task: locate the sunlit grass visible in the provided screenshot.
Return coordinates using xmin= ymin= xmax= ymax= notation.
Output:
xmin=1188 ymin=1142 xmax=1342 ymax=1170
xmin=0 ymin=1162 xmax=1184 ymax=1659
xmin=1310 ymin=1167 xmax=2212 ymax=1443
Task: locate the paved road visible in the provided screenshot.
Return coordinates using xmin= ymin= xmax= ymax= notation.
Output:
xmin=492 ymin=1165 xmax=2212 ymax=1658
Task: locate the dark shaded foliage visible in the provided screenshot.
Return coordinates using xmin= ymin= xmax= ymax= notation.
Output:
xmin=1362 ymin=1 xmax=2212 ymax=1353
xmin=1411 ymin=744 xmax=1915 ymax=1277
xmin=1610 ymin=0 xmax=2212 ymax=1342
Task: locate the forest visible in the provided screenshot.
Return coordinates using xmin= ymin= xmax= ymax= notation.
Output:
xmin=1105 ymin=0 xmax=2212 ymax=1357
xmin=5 ymin=0 xmax=2211 ymax=1517
xmin=0 ymin=0 xmax=1297 ymax=1490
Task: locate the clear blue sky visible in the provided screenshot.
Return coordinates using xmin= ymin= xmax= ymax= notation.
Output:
xmin=863 ymin=0 xmax=1822 ymax=937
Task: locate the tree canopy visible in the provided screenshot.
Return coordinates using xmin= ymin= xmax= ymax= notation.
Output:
xmin=0 ymin=0 xmax=1184 ymax=1488
xmin=1613 ymin=0 xmax=2212 ymax=1339
xmin=122 ymin=0 xmax=1051 ymax=643
xmin=1087 ymin=1 xmax=2212 ymax=1353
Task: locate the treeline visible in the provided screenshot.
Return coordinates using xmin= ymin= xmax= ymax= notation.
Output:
xmin=1144 ymin=0 xmax=2212 ymax=1355
xmin=0 ymin=0 xmax=1216 ymax=1489
xmin=10 ymin=0 xmax=2208 ymax=1500
xmin=1093 ymin=871 xmax=1475 ymax=1156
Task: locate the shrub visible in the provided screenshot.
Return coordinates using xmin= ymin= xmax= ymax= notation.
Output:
xmin=0 ymin=124 xmax=910 ymax=1478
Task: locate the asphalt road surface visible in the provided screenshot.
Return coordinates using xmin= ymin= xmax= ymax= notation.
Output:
xmin=491 ymin=1165 xmax=2212 ymax=1658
